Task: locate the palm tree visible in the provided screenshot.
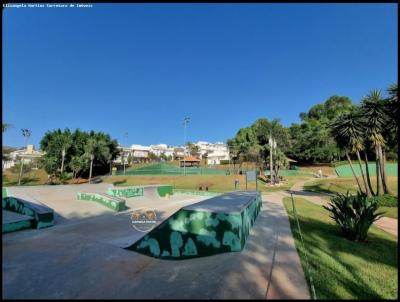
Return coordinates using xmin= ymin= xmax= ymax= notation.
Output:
xmin=2 ymin=123 xmax=13 ymax=133
xmin=361 ymin=90 xmax=391 ymax=195
xmin=69 ymin=156 xmax=87 ymax=183
xmin=331 ymin=114 xmax=367 ymax=195
xmin=2 ymin=123 xmax=13 ymax=171
xmin=59 ymin=131 xmax=73 ymax=173
xmin=84 ymin=138 xmax=110 ymax=183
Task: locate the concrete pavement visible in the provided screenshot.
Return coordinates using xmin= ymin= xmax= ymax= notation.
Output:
xmin=2 ymin=184 xmax=310 ymax=299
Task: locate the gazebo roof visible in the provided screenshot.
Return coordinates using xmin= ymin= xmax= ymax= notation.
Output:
xmin=180 ymin=156 xmax=201 ymax=162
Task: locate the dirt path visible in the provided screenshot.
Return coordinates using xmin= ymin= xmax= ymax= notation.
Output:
xmin=288 ymin=177 xmax=398 ymax=237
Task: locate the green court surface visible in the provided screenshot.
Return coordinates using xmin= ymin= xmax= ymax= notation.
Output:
xmin=115 ymin=163 xmax=230 ymax=176
xmin=335 ymin=162 xmax=398 ymax=177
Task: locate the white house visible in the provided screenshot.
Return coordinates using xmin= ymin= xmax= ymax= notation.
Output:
xmin=149 ymin=144 xmax=174 ymax=158
xmin=194 ymin=141 xmax=230 ymax=165
xmin=3 ymin=145 xmax=44 ymax=169
xmin=131 ymin=144 xmax=151 ymax=161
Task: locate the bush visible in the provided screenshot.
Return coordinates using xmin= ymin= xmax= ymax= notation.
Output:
xmin=219 ymin=160 xmax=230 ymax=165
xmin=323 ymin=191 xmax=383 ymax=241
xmin=367 ymin=194 xmax=398 ymax=207
xmin=58 ymin=172 xmax=73 ymax=184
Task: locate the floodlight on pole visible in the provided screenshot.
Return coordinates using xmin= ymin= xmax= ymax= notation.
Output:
xmin=183 ymin=117 xmax=190 ymax=175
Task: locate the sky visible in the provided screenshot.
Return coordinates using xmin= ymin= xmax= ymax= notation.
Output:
xmin=2 ymin=3 xmax=398 ymax=148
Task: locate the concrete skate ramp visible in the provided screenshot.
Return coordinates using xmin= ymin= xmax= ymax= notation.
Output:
xmin=125 ymin=191 xmax=262 ymax=260
xmin=2 ymin=196 xmax=54 ymax=230
xmin=2 ymin=210 xmax=34 ymax=233
xmin=143 ymin=185 xmax=173 ymax=199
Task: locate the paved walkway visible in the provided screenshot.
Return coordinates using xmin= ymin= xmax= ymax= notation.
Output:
xmin=3 ymin=185 xmax=310 ymax=299
xmin=288 ymin=178 xmax=398 ymax=237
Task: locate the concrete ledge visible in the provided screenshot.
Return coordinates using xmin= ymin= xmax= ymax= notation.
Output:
xmin=107 ymin=186 xmax=144 ymax=198
xmin=173 ymin=189 xmax=222 ymax=196
xmin=126 ymin=191 xmax=262 ymax=259
xmin=77 ymin=192 xmax=126 ymax=212
xmin=2 ymin=196 xmax=54 ymax=229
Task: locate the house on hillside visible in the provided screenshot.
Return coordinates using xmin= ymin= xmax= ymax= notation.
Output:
xmin=3 ymin=145 xmax=44 ymax=169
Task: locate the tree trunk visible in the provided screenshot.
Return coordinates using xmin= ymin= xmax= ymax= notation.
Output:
xmin=89 ymin=155 xmax=94 ymax=184
xmin=18 ymin=158 xmax=24 ymax=186
xmin=379 ymin=146 xmax=391 ymax=195
xmin=346 ymin=152 xmax=364 ymax=194
xmin=61 ymin=148 xmax=65 ymax=173
xmin=375 ymin=146 xmax=381 ymax=196
xmin=356 ymin=151 xmax=370 ymax=196
xmin=363 ymin=151 xmax=375 ymax=196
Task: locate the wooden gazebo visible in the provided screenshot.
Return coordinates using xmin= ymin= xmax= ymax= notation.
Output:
xmin=180 ymin=156 xmax=201 ymax=168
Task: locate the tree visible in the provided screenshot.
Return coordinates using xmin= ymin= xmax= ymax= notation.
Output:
xmin=59 ymin=130 xmax=73 ymax=173
xmin=69 ymin=156 xmax=88 ymax=182
xmin=127 ymin=153 xmax=133 ymax=165
xmin=2 ymin=123 xmax=13 ymax=133
xmin=330 ymin=111 xmax=371 ymax=196
xmin=84 ymin=138 xmax=110 ymax=183
xmin=186 ymin=142 xmax=200 ymax=157
xmin=331 ymin=114 xmax=364 ymax=192
xmin=290 ymin=96 xmax=354 ymax=163
xmin=40 ymin=155 xmax=59 ymax=184
xmin=382 ymin=84 xmax=398 ymax=161
xmin=361 ymin=90 xmax=391 ymax=195
xmin=40 ymin=129 xmax=119 ymax=181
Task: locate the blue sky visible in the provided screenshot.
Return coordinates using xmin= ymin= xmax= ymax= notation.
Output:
xmin=3 ymin=3 xmax=398 ymax=148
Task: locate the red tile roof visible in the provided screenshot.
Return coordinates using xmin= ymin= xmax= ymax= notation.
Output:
xmin=180 ymin=156 xmax=201 ymax=162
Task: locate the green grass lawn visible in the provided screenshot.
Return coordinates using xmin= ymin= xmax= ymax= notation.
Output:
xmin=379 ymin=207 xmax=398 ymax=219
xmin=2 ymin=169 xmax=49 ymax=186
xmin=102 ymin=174 xmax=310 ymax=193
xmin=283 ymin=197 xmax=398 ymax=299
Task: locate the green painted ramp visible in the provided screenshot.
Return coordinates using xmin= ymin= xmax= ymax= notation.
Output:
xmin=126 ymin=191 xmax=262 ymax=260
xmin=2 ymin=196 xmax=54 ymax=230
xmin=2 ymin=210 xmax=34 ymax=233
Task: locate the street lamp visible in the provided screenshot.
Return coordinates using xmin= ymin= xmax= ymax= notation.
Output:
xmin=183 ymin=117 xmax=190 ymax=175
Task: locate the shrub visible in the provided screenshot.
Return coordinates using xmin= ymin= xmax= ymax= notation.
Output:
xmin=323 ymin=191 xmax=383 ymax=241
xmin=367 ymin=194 xmax=398 ymax=207
xmin=58 ymin=172 xmax=73 ymax=184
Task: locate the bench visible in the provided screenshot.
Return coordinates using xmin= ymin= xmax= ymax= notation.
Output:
xmin=198 ymin=182 xmax=213 ymax=191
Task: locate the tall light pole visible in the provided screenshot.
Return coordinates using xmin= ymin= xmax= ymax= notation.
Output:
xmin=18 ymin=129 xmax=31 ymax=185
xmin=123 ymin=132 xmax=128 ymax=175
xmin=183 ymin=117 xmax=190 ymax=175
xmin=269 ymin=135 xmax=274 ymax=185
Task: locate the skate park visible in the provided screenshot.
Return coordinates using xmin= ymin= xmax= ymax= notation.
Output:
xmin=2 ymin=182 xmax=309 ymax=299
